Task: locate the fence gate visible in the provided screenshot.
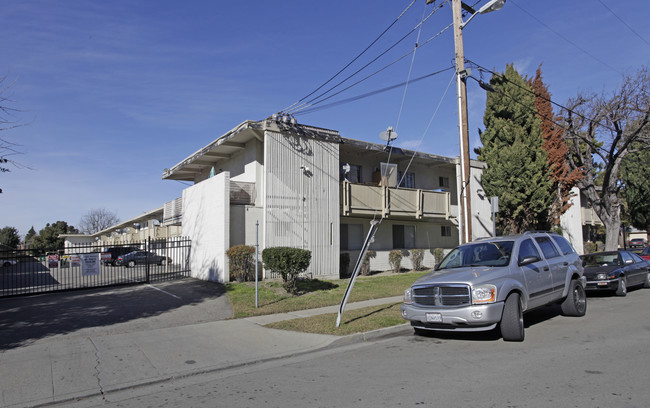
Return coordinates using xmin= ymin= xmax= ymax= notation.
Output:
xmin=0 ymin=237 xmax=191 ymax=298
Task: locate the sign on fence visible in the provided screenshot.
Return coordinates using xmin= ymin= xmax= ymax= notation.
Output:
xmin=81 ymin=253 xmax=100 ymax=276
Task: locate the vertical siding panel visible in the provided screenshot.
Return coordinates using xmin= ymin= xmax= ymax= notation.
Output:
xmin=264 ymin=130 xmax=339 ymax=279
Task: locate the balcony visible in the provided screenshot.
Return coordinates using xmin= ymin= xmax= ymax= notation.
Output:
xmin=581 ymin=207 xmax=603 ymax=226
xmin=340 ymin=181 xmax=450 ymax=220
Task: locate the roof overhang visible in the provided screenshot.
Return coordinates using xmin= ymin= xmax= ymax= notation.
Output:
xmin=162 ymin=119 xmax=342 ymax=182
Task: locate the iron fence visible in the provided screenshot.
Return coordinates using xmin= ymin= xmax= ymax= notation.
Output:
xmin=0 ymin=237 xmax=191 ymax=298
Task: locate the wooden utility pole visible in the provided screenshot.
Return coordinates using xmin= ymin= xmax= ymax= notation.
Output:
xmin=452 ymin=0 xmax=472 ymax=243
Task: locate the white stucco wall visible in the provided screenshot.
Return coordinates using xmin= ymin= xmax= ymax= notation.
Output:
xmin=182 ymin=172 xmax=230 ymax=282
xmin=560 ymin=186 xmax=585 ymax=254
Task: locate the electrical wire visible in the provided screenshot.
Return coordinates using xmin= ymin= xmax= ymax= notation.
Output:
xmin=282 ymin=0 xmax=419 ymax=114
xmin=597 ymin=0 xmax=650 ymax=47
xmin=286 ymin=3 xmax=446 ymax=115
xmin=294 ymin=67 xmax=455 ymax=116
xmin=396 ymin=71 xmax=456 ymax=189
xmin=509 ymin=0 xmax=622 ymax=75
xmin=290 ymin=22 xmax=453 ymax=116
xmin=395 ymin=2 xmax=429 ymax=134
xmin=466 ymin=59 xmax=620 ymax=134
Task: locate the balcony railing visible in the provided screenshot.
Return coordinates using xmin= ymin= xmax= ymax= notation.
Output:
xmin=581 ymin=207 xmax=603 ymax=226
xmin=340 ymin=181 xmax=450 ymax=220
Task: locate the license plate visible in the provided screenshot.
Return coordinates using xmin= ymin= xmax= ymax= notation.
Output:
xmin=426 ymin=312 xmax=442 ymax=323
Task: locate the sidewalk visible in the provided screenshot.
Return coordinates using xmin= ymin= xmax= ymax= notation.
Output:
xmin=0 ymin=295 xmax=407 ymax=408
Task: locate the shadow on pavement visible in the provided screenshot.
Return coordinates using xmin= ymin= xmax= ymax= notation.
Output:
xmin=0 ymin=278 xmax=231 ymax=350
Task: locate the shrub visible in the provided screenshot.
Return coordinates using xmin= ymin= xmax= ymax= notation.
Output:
xmin=389 ymin=250 xmax=403 ymax=273
xmin=433 ymin=248 xmax=445 ymax=265
xmin=583 ymin=241 xmax=598 ymax=254
xmin=226 ymin=245 xmax=255 ymax=282
xmin=360 ymin=250 xmax=375 ymax=276
xmin=340 ymin=252 xmax=350 ymax=278
xmin=410 ymin=249 xmax=424 ymax=271
xmin=262 ymin=247 xmax=311 ymax=294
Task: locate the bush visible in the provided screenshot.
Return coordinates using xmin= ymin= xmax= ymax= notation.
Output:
xmin=360 ymin=250 xmax=375 ymax=276
xmin=410 ymin=249 xmax=424 ymax=271
xmin=433 ymin=248 xmax=445 ymax=265
xmin=340 ymin=252 xmax=350 ymax=278
xmin=583 ymin=241 xmax=598 ymax=254
xmin=389 ymin=250 xmax=403 ymax=273
xmin=262 ymin=247 xmax=311 ymax=294
xmin=226 ymin=245 xmax=255 ymax=282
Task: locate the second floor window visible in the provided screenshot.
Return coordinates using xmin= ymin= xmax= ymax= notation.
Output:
xmin=398 ymin=171 xmax=415 ymax=188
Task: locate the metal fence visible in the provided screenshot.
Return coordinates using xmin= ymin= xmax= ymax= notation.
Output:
xmin=0 ymin=237 xmax=191 ymax=298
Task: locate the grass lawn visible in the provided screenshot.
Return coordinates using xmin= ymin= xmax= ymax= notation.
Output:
xmin=266 ymin=302 xmax=406 ymax=335
xmin=225 ymin=270 xmax=429 ymax=318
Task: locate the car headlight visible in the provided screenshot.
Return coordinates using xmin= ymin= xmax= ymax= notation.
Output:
xmin=472 ymin=284 xmax=497 ymax=304
xmin=596 ymin=273 xmax=607 ymax=280
xmin=403 ymin=288 xmax=413 ymax=304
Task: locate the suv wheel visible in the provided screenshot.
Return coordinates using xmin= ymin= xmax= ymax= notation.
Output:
xmin=500 ymin=293 xmax=524 ymax=342
xmin=561 ymin=279 xmax=587 ymax=316
xmin=615 ymin=276 xmax=627 ymax=297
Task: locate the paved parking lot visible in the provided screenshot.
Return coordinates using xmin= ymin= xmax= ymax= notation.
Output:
xmin=0 ymin=278 xmax=232 ymax=350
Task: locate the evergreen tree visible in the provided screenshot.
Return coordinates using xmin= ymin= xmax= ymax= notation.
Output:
xmin=475 ymin=64 xmax=553 ymax=234
xmin=0 ymin=226 xmax=21 ymax=248
xmin=621 ymin=146 xmax=650 ymax=232
xmin=529 ymin=66 xmax=583 ymax=227
xmin=31 ymin=221 xmax=78 ymax=251
xmin=24 ymin=226 xmax=36 ymax=248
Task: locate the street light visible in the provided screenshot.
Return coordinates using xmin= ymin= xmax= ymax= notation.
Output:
xmin=440 ymin=0 xmax=505 ymax=243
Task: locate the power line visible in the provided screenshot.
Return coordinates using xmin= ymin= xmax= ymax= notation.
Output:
xmin=282 ymin=0 xmax=419 ymax=114
xmin=510 ymin=0 xmax=622 ymax=75
xmin=294 ymin=68 xmax=454 ymax=116
xmin=291 ymin=22 xmax=453 ymax=115
xmin=597 ymin=0 xmax=650 ymax=47
xmin=466 ymin=60 xmax=619 ymax=134
xmin=286 ymin=3 xmax=446 ymax=115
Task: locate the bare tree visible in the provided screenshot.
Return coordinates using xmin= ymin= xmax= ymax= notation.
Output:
xmin=79 ymin=208 xmax=120 ymax=235
xmin=562 ymin=67 xmax=650 ymax=250
xmin=1 ymin=73 xmax=28 ymax=194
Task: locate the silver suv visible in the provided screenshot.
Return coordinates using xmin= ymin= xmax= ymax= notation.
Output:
xmin=401 ymin=232 xmax=586 ymax=341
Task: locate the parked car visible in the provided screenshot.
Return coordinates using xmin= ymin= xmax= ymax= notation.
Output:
xmin=628 ymin=238 xmax=646 ymax=248
xmin=1 ymin=258 xmax=18 ymax=268
xmin=639 ymin=246 xmax=650 ymax=261
xmin=102 ymin=246 xmax=140 ymax=266
xmin=580 ymin=250 xmax=650 ymax=296
xmin=401 ymin=232 xmax=586 ymax=342
xmin=116 ymin=250 xmax=172 ymax=267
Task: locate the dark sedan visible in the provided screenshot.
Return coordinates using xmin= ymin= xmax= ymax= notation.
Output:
xmin=580 ymin=250 xmax=650 ymax=296
xmin=116 ymin=251 xmax=172 ymax=267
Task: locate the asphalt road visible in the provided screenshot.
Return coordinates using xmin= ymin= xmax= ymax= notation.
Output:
xmin=61 ymin=286 xmax=650 ymax=408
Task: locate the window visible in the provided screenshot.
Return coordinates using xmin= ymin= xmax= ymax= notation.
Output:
xmin=398 ymin=171 xmax=415 ymax=188
xmin=393 ymin=225 xmax=415 ymax=249
xmin=551 ymin=235 xmax=575 ymax=255
xmin=439 ymin=176 xmax=450 ymax=188
xmin=342 ymin=164 xmax=362 ymax=183
xmin=441 ymin=225 xmax=452 ymax=237
xmin=340 ymin=223 xmax=363 ymax=250
xmin=518 ymin=239 xmax=541 ymax=263
xmin=534 ymin=236 xmax=560 ymax=259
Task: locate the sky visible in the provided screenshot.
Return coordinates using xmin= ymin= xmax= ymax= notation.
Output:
xmin=1 ymin=0 xmax=649 ymax=238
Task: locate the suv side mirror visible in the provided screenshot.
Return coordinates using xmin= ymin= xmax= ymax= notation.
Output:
xmin=519 ymin=256 xmax=540 ymax=266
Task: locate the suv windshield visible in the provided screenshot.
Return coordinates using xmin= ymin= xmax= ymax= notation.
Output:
xmin=438 ymin=241 xmax=514 ymax=269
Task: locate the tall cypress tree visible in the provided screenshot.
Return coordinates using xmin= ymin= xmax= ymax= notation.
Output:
xmin=475 ymin=64 xmax=553 ymax=234
xmin=529 ymin=66 xmax=583 ymax=227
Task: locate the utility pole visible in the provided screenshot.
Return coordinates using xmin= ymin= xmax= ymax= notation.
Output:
xmin=452 ymin=0 xmax=472 ymax=243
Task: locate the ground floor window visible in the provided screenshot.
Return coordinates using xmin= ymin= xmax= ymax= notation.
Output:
xmin=441 ymin=225 xmax=452 ymax=237
xmin=393 ymin=224 xmax=415 ymax=249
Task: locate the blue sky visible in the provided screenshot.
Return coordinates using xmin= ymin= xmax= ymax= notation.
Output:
xmin=2 ymin=0 xmax=649 ymax=237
